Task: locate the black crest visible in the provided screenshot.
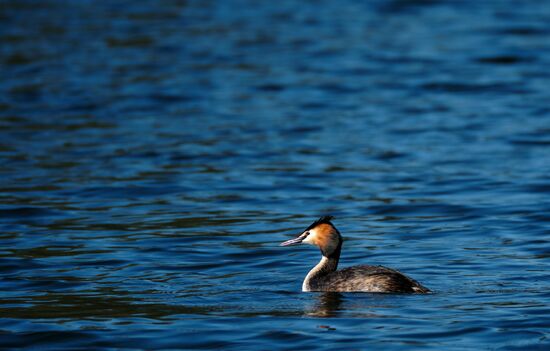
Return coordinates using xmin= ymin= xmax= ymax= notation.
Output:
xmin=305 ymin=215 xmax=334 ymax=231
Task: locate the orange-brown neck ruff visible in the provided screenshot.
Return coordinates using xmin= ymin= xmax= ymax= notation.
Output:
xmin=311 ymin=223 xmax=342 ymax=258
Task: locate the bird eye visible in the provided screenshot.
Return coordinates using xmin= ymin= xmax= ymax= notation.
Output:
xmin=305 ymin=231 xmax=310 ymax=236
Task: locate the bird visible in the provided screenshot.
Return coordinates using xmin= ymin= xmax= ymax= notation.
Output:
xmin=280 ymin=216 xmax=430 ymax=293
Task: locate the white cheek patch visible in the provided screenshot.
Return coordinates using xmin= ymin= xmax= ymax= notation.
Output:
xmin=302 ymin=229 xmax=318 ymax=245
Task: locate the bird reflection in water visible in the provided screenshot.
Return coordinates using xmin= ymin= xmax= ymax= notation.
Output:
xmin=305 ymin=292 xmax=389 ymax=319
xmin=305 ymin=292 xmax=344 ymax=317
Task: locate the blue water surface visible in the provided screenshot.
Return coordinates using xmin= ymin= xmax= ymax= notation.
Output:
xmin=1 ymin=0 xmax=549 ymax=350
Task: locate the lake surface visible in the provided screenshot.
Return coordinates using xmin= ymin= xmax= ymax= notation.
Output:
xmin=1 ymin=0 xmax=549 ymax=349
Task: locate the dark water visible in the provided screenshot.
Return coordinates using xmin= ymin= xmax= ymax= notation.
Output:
xmin=1 ymin=0 xmax=550 ymax=349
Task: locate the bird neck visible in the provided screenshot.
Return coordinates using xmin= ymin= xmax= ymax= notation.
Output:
xmin=302 ymin=241 xmax=342 ymax=292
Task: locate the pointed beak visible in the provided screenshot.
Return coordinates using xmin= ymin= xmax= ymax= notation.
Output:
xmin=280 ymin=236 xmax=303 ymax=246
xmin=280 ymin=232 xmax=308 ymax=246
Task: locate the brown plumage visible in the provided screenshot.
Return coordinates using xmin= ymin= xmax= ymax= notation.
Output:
xmin=280 ymin=216 xmax=430 ymax=293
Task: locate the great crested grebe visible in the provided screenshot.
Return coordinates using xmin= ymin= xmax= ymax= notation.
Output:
xmin=280 ymin=216 xmax=430 ymax=293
